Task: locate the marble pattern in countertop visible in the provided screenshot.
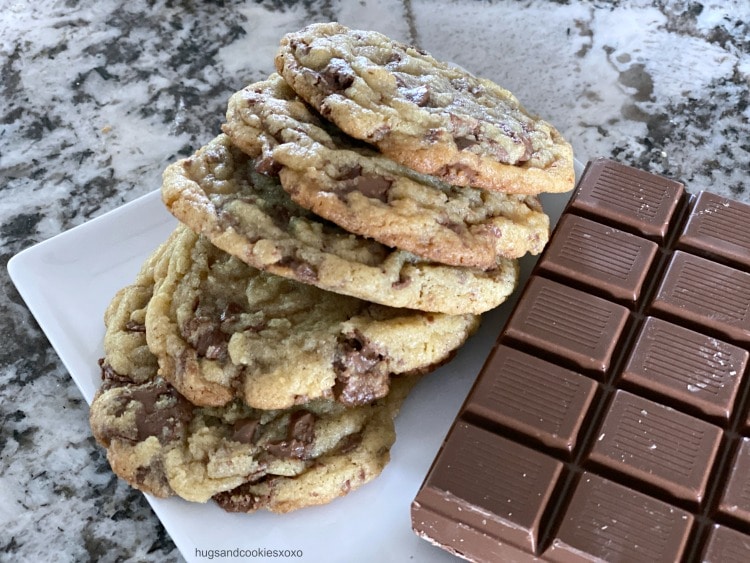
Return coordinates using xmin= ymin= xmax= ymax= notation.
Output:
xmin=1 ymin=1 xmax=749 ymax=561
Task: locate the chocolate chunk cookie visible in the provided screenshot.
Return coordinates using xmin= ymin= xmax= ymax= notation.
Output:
xmin=223 ymin=74 xmax=550 ymax=268
xmin=275 ymin=23 xmax=575 ymax=195
xmin=91 ymin=366 xmax=418 ymax=510
xmin=145 ymin=224 xmax=480 ymax=409
xmin=91 ymin=362 xmax=419 ymax=506
xmin=102 ymin=231 xmax=176 ymax=386
xmin=91 ymin=268 xmax=419 ymax=507
xmin=162 ymin=134 xmax=520 ymax=313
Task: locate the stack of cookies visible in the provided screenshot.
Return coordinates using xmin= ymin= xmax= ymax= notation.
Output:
xmin=89 ymin=23 xmax=575 ymax=514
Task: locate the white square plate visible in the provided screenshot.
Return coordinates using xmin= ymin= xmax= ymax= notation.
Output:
xmin=7 ymin=162 xmax=580 ymax=562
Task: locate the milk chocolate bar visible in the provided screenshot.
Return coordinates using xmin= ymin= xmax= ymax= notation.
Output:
xmin=412 ymin=158 xmax=750 ymax=562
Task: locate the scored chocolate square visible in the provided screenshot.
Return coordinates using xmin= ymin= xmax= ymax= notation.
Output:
xmin=415 ymin=421 xmax=564 ymax=555
xmin=701 ymin=524 xmax=750 ymax=562
xmin=568 ymin=158 xmax=685 ymax=242
xmin=537 ymin=214 xmax=659 ymax=305
xmin=717 ymin=438 xmax=750 ymax=527
xmin=503 ymin=276 xmax=630 ymax=377
xmin=678 ymin=191 xmax=750 ymax=271
xmin=547 ymin=473 xmax=694 ymax=562
xmin=588 ymin=390 xmax=723 ymax=505
xmin=650 ymin=250 xmax=750 ymax=344
xmin=620 ymin=316 xmax=748 ymax=421
xmin=464 ymin=345 xmax=598 ymax=454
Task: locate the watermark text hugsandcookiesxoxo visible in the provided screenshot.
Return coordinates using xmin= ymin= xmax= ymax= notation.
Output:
xmin=195 ymin=547 xmax=304 ymax=559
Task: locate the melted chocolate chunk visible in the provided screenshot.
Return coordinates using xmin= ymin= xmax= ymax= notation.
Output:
xmin=384 ymin=50 xmax=403 ymax=65
xmin=391 ymin=273 xmax=411 ymax=290
xmin=125 ymin=320 xmax=146 ymax=332
xmin=289 ymin=410 xmax=316 ymax=443
xmin=130 ymin=382 xmax=193 ymax=443
xmin=265 ymin=411 xmax=317 ymax=459
xmin=336 ymin=165 xmax=363 ymax=181
xmin=334 ymin=431 xmax=363 ymax=455
xmin=218 ymin=301 xmax=261 ymax=334
xmin=107 ymin=380 xmax=193 ymax=445
xmin=213 ymin=481 xmax=262 ymax=513
xmin=181 ymin=315 xmax=228 ymax=361
xmin=276 ymin=256 xmax=318 ymax=283
xmin=494 ymin=121 xmax=534 ymax=162
xmin=319 ymin=58 xmax=356 ymax=93
xmin=232 ymin=418 xmax=261 ymax=444
xmin=266 ymin=203 xmax=295 ymax=232
xmin=133 ymin=459 xmax=170 ymax=493
xmin=351 ymin=174 xmax=393 ymax=202
xmin=437 ymin=217 xmax=466 ymax=235
xmin=334 ymin=166 xmax=393 ymax=203
xmin=254 ymin=154 xmax=281 ymax=175
xmin=436 ymin=162 xmax=481 ymax=184
xmin=454 ymin=136 xmax=479 ymax=151
xmin=219 ymin=301 xmax=244 ymax=324
xmin=449 ymin=114 xmax=480 ymax=137
xmin=333 ymin=330 xmax=390 ymax=406
xmin=367 ymin=124 xmax=391 ymax=143
xmin=99 ymin=359 xmax=136 ymax=387
xmin=402 ymin=85 xmax=430 ymax=107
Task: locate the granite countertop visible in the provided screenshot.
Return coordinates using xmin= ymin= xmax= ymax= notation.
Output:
xmin=2 ymin=1 xmax=749 ymax=561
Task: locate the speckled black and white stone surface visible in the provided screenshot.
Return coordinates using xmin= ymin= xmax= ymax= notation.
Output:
xmin=1 ymin=1 xmax=749 ymax=561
